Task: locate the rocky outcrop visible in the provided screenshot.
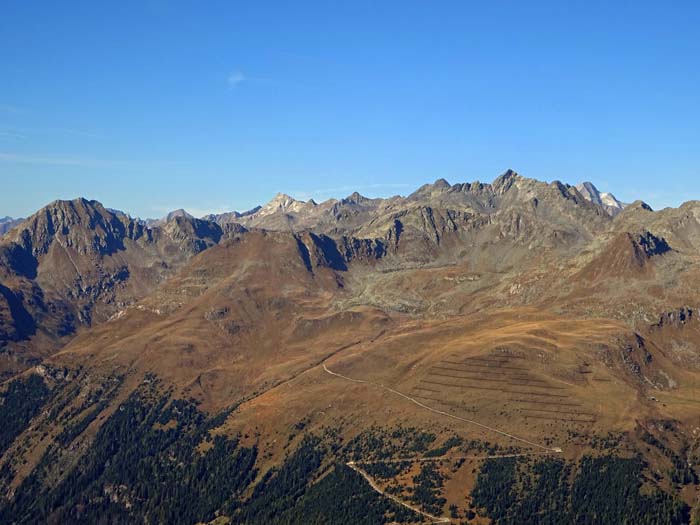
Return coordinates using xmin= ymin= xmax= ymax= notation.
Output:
xmin=295 ymin=232 xmax=386 ymax=272
xmin=652 ymin=308 xmax=698 ymax=330
xmin=636 ymin=231 xmax=671 ymax=258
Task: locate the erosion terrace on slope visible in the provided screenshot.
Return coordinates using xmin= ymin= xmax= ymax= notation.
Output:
xmin=1 ymin=170 xmax=700 ymax=524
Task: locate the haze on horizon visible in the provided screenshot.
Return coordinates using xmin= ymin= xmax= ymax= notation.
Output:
xmin=1 ymin=1 xmax=698 ymax=218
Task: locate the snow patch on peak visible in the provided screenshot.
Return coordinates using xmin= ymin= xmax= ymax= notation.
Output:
xmin=576 ymin=181 xmax=625 ymax=216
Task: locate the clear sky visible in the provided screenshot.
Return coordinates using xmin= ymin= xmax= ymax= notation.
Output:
xmin=1 ymin=1 xmax=698 ymax=218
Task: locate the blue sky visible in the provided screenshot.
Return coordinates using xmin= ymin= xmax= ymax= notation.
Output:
xmin=1 ymin=1 xmax=698 ymax=218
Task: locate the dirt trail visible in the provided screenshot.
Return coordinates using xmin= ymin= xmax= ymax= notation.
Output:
xmin=346 ymin=461 xmax=451 ymax=524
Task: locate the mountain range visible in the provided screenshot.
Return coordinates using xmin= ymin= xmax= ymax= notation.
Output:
xmin=1 ymin=171 xmax=700 ymax=524
xmin=0 ymin=216 xmax=23 ymax=236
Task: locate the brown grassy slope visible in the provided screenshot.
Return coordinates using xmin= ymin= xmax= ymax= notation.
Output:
xmin=43 ymin=209 xmax=700 ymax=446
xmin=52 ymin=231 xmax=391 ymax=411
xmin=224 ymin=309 xmax=682 ymax=456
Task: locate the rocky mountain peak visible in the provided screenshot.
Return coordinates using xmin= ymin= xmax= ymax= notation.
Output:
xmin=575 ymin=181 xmax=625 ymax=216
xmin=145 ymin=208 xmax=195 ymax=228
xmin=625 ymin=200 xmax=654 ymax=213
xmin=269 ymin=193 xmax=298 ymax=207
xmin=342 ymin=191 xmax=370 ymax=205
xmin=7 ymin=198 xmax=146 ymax=258
xmin=165 ymin=209 xmax=194 ymax=222
xmin=492 ymin=169 xmax=522 ymax=194
xmin=258 ymin=193 xmax=314 ymax=217
xmin=409 ymin=178 xmax=453 ymax=200
xmin=433 ymin=178 xmax=451 ymax=190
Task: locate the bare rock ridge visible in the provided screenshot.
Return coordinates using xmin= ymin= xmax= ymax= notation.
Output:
xmin=157 ymin=171 xmax=628 ymax=234
xmin=258 ymin=192 xmax=317 ymax=217
xmin=5 ymin=198 xmax=147 ymax=262
xmin=218 ymin=171 xmax=616 ymax=249
xmin=203 ymin=206 xmax=261 ymax=225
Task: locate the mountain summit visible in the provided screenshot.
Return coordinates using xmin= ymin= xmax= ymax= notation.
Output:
xmin=258 ymin=193 xmax=316 ymax=217
xmin=575 ymin=181 xmax=625 ymax=216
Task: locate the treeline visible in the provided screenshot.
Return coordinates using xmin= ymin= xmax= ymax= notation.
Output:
xmin=471 ymin=455 xmax=689 ymax=525
xmin=410 ymin=462 xmax=446 ymax=515
xmin=2 ymin=374 xmax=692 ymax=525
xmin=1 ymin=382 xmax=258 ymax=524
xmin=0 ymin=374 xmax=50 ymax=456
xmin=238 ymin=435 xmax=420 ymax=524
xmin=0 ymin=380 xmax=426 ymax=525
xmin=345 ymin=425 xmax=438 ymax=461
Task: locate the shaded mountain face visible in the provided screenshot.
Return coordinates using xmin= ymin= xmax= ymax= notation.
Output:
xmin=3 ymin=171 xmax=700 ymax=524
